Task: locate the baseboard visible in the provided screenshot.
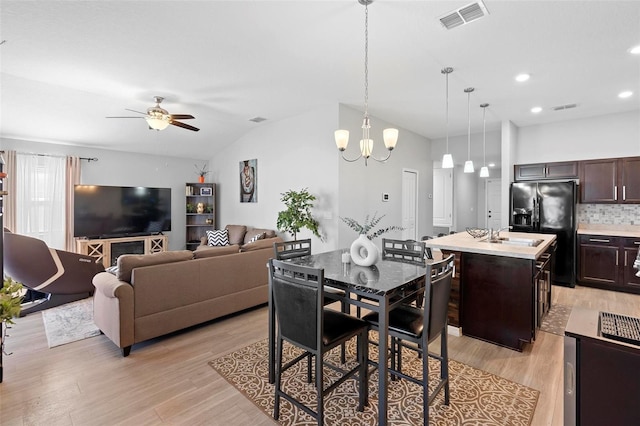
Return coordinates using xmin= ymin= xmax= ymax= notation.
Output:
xmin=448 ymin=325 xmax=461 ymax=337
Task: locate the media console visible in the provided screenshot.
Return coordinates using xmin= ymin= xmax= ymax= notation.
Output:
xmin=76 ymin=234 xmax=168 ymax=268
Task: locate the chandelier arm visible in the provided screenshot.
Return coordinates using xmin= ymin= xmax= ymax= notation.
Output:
xmin=368 ymin=151 xmax=392 ymax=163
xmin=340 ymin=151 xmax=364 ymax=163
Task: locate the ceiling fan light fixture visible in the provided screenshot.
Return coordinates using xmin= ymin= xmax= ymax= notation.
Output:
xmin=145 ymin=114 xmax=170 ymax=130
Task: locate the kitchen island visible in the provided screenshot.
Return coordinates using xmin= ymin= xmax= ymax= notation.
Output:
xmin=425 ymin=231 xmax=557 ymax=351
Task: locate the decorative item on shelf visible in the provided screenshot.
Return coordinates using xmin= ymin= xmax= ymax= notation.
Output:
xmin=195 ymin=163 xmax=209 ymax=183
xmin=186 ymin=203 xmax=195 ymax=213
xmin=479 ymin=103 xmax=490 ymax=178
xmin=464 ymin=87 xmax=475 ymax=173
xmin=441 ymin=67 xmax=455 ymax=169
xmin=196 ymin=202 xmax=205 ymax=214
xmin=205 ymin=218 xmax=213 ymax=225
xmin=205 ymin=205 xmax=213 ymax=214
xmin=200 ymin=187 xmax=212 ymax=196
xmin=186 ymin=185 xmax=194 ymax=196
xmin=334 ymin=0 xmax=398 ymax=166
xmin=340 ymin=213 xmax=403 ymax=267
xmin=276 ymin=188 xmax=323 ymax=241
xmin=1 ymin=277 xmax=24 ymax=383
xmin=0 ymin=172 xmax=6 ymax=179
xmin=466 ymin=227 xmax=489 ymax=238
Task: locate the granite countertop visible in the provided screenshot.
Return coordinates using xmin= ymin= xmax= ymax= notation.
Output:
xmin=423 ymin=231 xmax=556 ymax=260
xmin=577 ymin=224 xmax=640 ymax=238
xmin=566 ymin=306 xmax=640 ymax=351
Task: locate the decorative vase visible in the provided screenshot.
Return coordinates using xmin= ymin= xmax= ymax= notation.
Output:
xmin=350 ymin=234 xmax=379 ymax=267
xmin=198 ymin=175 xmax=205 ymax=183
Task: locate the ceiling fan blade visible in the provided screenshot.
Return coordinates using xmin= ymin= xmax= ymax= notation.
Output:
xmin=125 ymin=108 xmax=147 ymax=115
xmin=170 ymin=114 xmax=194 ymax=120
xmin=170 ymin=120 xmax=200 ymax=132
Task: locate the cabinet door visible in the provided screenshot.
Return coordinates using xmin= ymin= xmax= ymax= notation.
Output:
xmin=621 ymin=157 xmax=640 ymax=203
xmin=514 ymin=163 xmax=546 ymax=181
xmin=622 ymin=237 xmax=640 ymax=288
xmin=546 ymin=161 xmax=578 ymax=179
xmin=580 ymin=159 xmax=617 ymax=203
xmin=578 ymin=236 xmax=619 ymax=285
xmin=433 ymin=168 xmax=453 ymax=227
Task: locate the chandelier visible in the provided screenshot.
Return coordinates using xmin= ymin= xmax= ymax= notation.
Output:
xmin=335 ymin=0 xmax=398 ymax=166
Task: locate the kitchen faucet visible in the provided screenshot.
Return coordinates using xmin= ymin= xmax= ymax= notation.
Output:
xmin=489 ymin=226 xmax=512 ymax=241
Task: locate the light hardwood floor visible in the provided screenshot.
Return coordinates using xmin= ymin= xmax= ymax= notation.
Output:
xmin=2 ymin=284 xmax=639 ymax=425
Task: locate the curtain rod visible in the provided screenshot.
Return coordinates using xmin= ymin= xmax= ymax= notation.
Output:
xmin=0 ymin=150 xmax=98 ymax=162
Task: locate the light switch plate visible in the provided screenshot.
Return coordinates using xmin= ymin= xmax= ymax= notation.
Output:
xmin=382 ymin=193 xmax=389 ymax=202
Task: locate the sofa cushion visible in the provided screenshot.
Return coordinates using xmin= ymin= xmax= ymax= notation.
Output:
xmin=244 ymin=228 xmax=276 ymax=244
xmin=247 ymin=232 xmax=265 ymax=243
xmin=193 ymin=244 xmax=240 ymax=259
xmin=241 ymin=237 xmax=278 ymax=252
xmin=225 ymin=225 xmax=247 ymax=245
xmin=206 ymin=229 xmax=229 ymax=246
xmin=116 ymin=250 xmax=193 ymax=282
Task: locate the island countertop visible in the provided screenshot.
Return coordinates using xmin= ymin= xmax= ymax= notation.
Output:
xmin=424 ymin=231 xmax=556 ymax=260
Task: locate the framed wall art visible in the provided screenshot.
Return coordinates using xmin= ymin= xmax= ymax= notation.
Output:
xmin=240 ymin=159 xmax=257 ymax=203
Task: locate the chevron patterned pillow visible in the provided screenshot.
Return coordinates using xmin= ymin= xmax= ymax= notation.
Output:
xmin=206 ymin=229 xmax=229 ymax=246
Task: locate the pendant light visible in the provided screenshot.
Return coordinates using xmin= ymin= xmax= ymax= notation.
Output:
xmin=334 ymin=0 xmax=398 ymax=166
xmin=479 ymin=103 xmax=490 ymax=177
xmin=441 ymin=67 xmax=454 ymax=168
xmin=463 ymin=87 xmax=475 ymax=173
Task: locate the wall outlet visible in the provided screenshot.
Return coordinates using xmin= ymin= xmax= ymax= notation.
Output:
xmin=382 ymin=193 xmax=389 ymax=202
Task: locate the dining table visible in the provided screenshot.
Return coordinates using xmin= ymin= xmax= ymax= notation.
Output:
xmin=267 ymin=249 xmax=428 ymax=426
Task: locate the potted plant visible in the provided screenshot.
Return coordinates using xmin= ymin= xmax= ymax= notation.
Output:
xmin=276 ymin=188 xmax=323 ymax=241
xmin=1 ymin=276 xmax=23 ymax=383
xmin=340 ymin=213 xmax=403 ymax=266
xmin=195 ymin=163 xmax=209 ymax=183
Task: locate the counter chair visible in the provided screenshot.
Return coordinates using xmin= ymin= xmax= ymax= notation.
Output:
xmin=362 ymin=254 xmax=455 ymax=426
xmin=3 ymin=229 xmax=104 ymax=316
xmin=268 ymin=259 xmax=369 ymax=425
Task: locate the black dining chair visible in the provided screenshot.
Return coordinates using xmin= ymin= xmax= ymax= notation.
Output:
xmin=268 ymin=259 xmax=369 ymax=425
xmin=362 ymin=254 xmax=455 ymax=426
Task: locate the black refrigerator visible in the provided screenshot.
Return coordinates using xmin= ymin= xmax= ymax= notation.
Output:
xmin=510 ymin=180 xmax=577 ymax=287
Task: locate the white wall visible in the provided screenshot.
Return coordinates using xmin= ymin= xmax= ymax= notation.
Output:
xmin=1 ymin=137 xmax=208 ymax=251
xmin=336 ymin=105 xmax=432 ymax=249
xmin=516 ymin=110 xmax=640 ymax=163
xmin=208 ymin=105 xmax=339 ymax=254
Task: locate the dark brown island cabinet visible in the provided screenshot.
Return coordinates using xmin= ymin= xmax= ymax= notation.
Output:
xmin=578 ymin=234 xmax=640 ymax=294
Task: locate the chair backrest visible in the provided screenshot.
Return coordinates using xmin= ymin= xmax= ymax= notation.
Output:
xmin=424 ymin=254 xmax=455 ymax=341
xmin=381 ymin=238 xmax=426 ymax=265
xmin=420 ymin=236 xmax=434 ymax=260
xmin=273 ymin=239 xmax=312 ymax=260
xmin=268 ymin=258 xmax=324 ymax=351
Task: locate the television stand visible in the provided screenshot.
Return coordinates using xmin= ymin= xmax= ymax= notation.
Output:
xmin=76 ymin=234 xmax=168 ymax=268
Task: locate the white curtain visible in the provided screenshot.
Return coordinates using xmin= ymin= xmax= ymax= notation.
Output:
xmin=3 ymin=150 xmax=17 ymax=232
xmin=15 ymin=153 xmax=66 ymax=249
xmin=65 ymin=156 xmax=81 ymax=251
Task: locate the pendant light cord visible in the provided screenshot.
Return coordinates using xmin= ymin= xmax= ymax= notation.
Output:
xmin=364 ymin=2 xmax=369 ymax=117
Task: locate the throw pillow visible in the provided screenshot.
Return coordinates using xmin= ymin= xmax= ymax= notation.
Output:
xmin=206 ymin=229 xmax=229 ymax=246
xmin=248 ymin=232 xmax=265 ymax=243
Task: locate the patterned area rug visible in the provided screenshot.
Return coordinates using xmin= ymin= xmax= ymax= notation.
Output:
xmin=41 ymin=297 xmax=101 ymax=348
xmin=540 ymin=303 xmax=573 ymax=336
xmin=209 ymin=338 xmax=539 ymax=425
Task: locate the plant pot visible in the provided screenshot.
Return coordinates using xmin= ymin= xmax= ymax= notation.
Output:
xmin=198 ymin=176 xmax=205 ymax=183
xmin=350 ymin=234 xmax=379 ymax=267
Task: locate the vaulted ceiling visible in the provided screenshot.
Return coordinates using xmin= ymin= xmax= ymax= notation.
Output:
xmin=1 ymin=1 xmax=639 ymax=159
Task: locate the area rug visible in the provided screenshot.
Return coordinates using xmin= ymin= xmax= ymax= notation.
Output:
xmin=209 ymin=338 xmax=539 ymax=425
xmin=41 ymin=297 xmax=101 ymax=348
xmin=540 ymin=303 xmax=573 ymax=336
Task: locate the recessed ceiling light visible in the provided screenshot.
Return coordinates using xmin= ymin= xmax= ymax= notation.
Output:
xmin=531 ymin=106 xmax=542 ymax=113
xmin=630 ymin=45 xmax=640 ymax=55
xmin=619 ymin=91 xmax=633 ymax=99
xmin=515 ymin=73 xmax=530 ymax=82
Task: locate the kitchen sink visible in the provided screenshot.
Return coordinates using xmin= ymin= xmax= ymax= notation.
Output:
xmin=480 ymin=237 xmax=544 ymax=247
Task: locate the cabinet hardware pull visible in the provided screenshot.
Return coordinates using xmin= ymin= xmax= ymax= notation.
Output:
xmin=634 ymin=241 xmax=640 ymax=245
xmin=614 ymin=185 xmax=618 ymax=201
xmin=589 ymin=238 xmax=610 ymax=243
xmin=623 ymin=185 xmax=626 ymax=201
xmin=616 ymin=251 xmax=619 ymax=266
xmin=625 ymin=251 xmax=628 ymax=267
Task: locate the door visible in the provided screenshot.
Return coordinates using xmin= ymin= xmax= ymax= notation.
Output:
xmin=402 ymin=169 xmax=418 ymax=240
xmin=486 ymin=179 xmax=502 ymax=230
xmin=510 ymin=182 xmax=536 ymax=231
xmin=433 ymin=168 xmax=453 ymax=227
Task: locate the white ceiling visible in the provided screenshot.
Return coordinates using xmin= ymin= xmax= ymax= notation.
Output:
xmin=1 ymin=1 xmax=639 ymax=159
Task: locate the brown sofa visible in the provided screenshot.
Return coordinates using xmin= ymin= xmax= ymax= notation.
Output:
xmin=92 ymin=225 xmax=281 ymax=356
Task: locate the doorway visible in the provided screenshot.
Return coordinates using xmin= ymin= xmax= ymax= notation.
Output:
xmin=402 ymin=169 xmax=418 ymax=240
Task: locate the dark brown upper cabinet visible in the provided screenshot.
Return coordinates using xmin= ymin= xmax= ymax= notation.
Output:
xmin=514 ymin=161 xmax=578 ymax=181
xmin=580 ymin=157 xmax=640 ymax=204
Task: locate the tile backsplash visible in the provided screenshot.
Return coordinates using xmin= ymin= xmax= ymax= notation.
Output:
xmin=578 ymin=204 xmax=640 ymax=225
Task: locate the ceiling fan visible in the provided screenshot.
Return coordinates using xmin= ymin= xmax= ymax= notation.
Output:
xmin=107 ymin=96 xmax=199 ymax=132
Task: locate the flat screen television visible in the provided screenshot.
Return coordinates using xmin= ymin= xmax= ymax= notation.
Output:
xmin=74 ymin=185 xmax=171 ymax=238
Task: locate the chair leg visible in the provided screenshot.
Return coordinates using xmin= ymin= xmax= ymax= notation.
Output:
xmin=358 ymin=331 xmax=369 ymax=411
xmin=307 ymin=353 xmax=313 ymax=383
xmin=422 ymin=337 xmax=430 ymax=426
xmin=340 ymin=300 xmax=348 ymax=363
xmin=316 ymin=350 xmax=324 ymax=425
xmin=274 ymin=338 xmax=284 ymax=420
xmin=441 ymin=328 xmax=450 ymax=405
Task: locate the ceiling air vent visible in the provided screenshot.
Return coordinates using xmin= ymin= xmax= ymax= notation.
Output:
xmin=551 ymin=104 xmax=578 ymax=111
xmin=439 ymin=0 xmax=489 ymax=30
xmin=249 ymin=116 xmax=267 ymax=123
